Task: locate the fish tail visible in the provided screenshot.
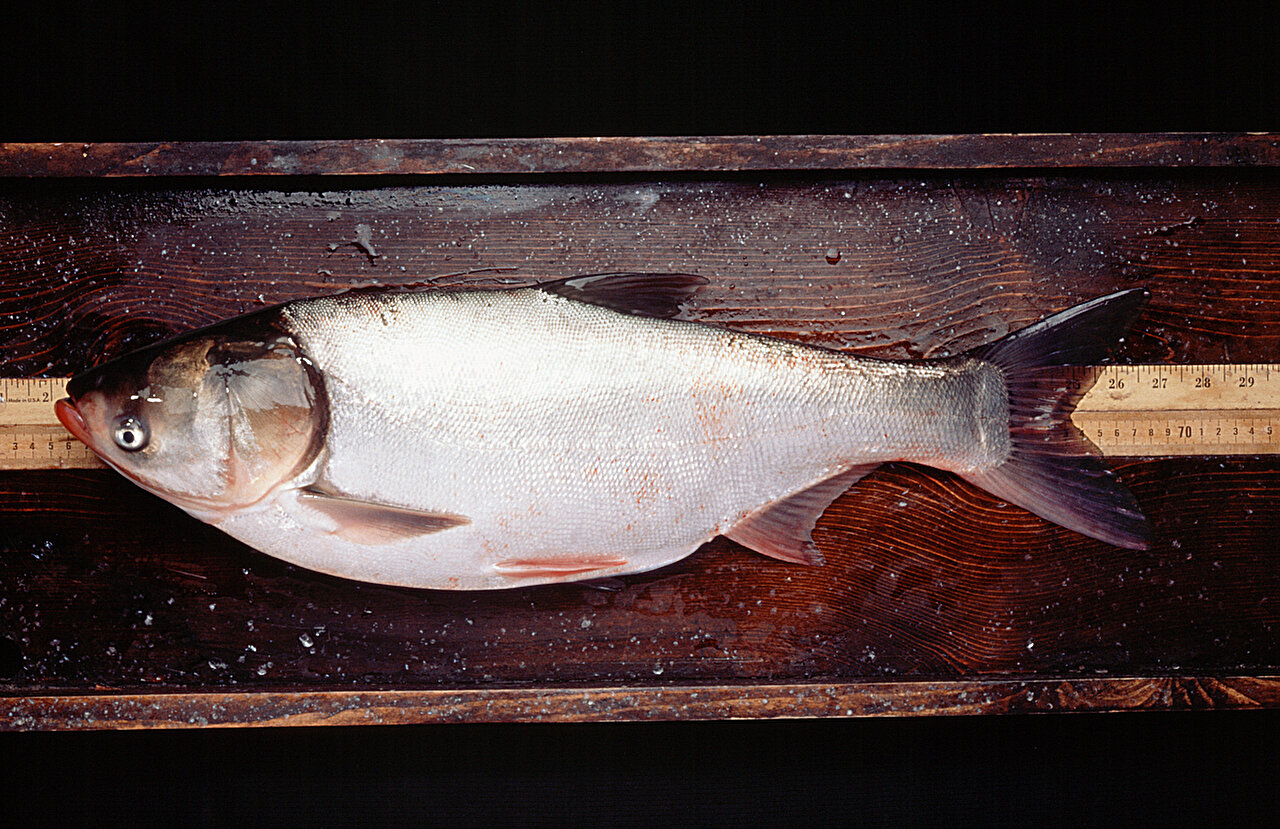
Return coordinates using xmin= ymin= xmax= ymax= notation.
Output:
xmin=959 ymin=289 xmax=1153 ymax=549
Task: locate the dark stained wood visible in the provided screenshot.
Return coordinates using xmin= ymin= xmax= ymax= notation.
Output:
xmin=1 ymin=134 xmax=1279 ymax=178
xmin=1 ymin=136 xmax=1279 ymax=728
xmin=4 ymin=676 xmax=1279 ymax=730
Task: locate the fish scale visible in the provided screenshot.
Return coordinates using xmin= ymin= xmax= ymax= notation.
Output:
xmin=266 ymin=287 xmax=1001 ymax=587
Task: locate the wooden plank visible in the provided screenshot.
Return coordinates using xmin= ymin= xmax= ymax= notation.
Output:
xmin=1 ymin=142 xmax=1278 ymax=727
xmin=3 ymin=677 xmax=1278 ymax=730
xmin=0 ymin=134 xmax=1278 ymax=178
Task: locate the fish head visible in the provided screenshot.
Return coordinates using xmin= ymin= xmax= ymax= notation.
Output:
xmin=56 ymin=317 xmax=327 ymax=518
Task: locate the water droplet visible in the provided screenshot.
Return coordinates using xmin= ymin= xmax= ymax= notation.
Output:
xmin=825 ymin=247 xmax=841 ymax=264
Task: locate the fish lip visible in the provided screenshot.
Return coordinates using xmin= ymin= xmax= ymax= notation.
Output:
xmin=54 ymin=398 xmax=93 ymax=447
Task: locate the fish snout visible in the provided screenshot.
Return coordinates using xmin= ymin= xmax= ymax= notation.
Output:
xmin=55 ymin=397 xmax=92 ymax=445
xmin=55 ymin=395 xmax=111 ymax=459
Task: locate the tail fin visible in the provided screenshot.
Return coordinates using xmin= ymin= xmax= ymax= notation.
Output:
xmin=961 ymin=289 xmax=1153 ymax=549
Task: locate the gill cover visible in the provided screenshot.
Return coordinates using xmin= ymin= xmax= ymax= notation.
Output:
xmin=203 ymin=334 xmax=327 ymax=508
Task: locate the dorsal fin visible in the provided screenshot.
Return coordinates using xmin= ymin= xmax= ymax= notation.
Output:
xmin=539 ymin=273 xmax=708 ymax=318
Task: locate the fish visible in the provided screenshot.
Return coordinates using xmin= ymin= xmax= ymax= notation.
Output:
xmin=55 ymin=274 xmax=1152 ymax=589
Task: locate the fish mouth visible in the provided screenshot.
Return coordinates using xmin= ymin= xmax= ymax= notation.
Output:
xmin=54 ymin=398 xmax=93 ymax=447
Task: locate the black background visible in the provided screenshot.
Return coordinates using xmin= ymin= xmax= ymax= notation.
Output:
xmin=4 ymin=4 xmax=1276 ymax=140
xmin=3 ymin=4 xmax=1278 ymax=826
xmin=4 ymin=713 xmax=1278 ymax=826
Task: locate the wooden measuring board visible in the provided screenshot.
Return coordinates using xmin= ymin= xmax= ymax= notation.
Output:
xmin=2 ymin=366 xmax=1278 ymax=470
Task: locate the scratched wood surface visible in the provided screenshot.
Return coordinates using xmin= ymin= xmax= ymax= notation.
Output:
xmin=3 ymin=134 xmax=1280 ymax=177
xmin=1 ymin=136 xmax=1278 ymax=729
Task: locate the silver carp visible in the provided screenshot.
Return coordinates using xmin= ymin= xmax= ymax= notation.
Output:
xmin=56 ymin=274 xmax=1151 ymax=589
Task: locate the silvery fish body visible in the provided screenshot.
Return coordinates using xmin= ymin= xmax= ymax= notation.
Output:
xmin=57 ymin=275 xmax=1151 ymax=589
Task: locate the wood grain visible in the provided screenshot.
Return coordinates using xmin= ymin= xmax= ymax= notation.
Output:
xmin=4 ymin=676 xmax=1278 ymax=730
xmin=1 ymin=134 xmax=1278 ymax=178
xmin=1 ymin=137 xmax=1278 ymax=728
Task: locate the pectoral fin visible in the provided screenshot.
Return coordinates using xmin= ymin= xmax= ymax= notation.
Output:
xmin=725 ymin=464 xmax=879 ymax=565
xmin=297 ymin=486 xmax=469 ymax=545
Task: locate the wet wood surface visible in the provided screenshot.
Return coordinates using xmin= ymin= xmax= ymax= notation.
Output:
xmin=1 ymin=136 xmax=1278 ymax=729
xmin=2 ymin=134 xmax=1279 ymax=178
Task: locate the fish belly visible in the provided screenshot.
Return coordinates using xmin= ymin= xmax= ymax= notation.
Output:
xmin=213 ymin=288 xmax=1004 ymax=588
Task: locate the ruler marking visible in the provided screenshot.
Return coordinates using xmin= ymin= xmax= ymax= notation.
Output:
xmin=1080 ymin=407 xmax=1278 ymax=413
xmin=1 ymin=377 xmax=105 ymax=469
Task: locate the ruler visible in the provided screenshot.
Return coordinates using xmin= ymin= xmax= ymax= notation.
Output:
xmin=0 ymin=378 xmax=105 ymax=469
xmin=2 ymin=366 xmax=1279 ymax=470
xmin=1070 ymin=363 xmax=1279 ymax=456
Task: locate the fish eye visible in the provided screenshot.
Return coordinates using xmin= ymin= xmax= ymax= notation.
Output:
xmin=112 ymin=415 xmax=150 ymax=452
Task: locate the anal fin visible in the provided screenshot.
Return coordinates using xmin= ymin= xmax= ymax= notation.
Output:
xmin=724 ymin=463 xmax=879 ymax=565
xmin=297 ymin=486 xmax=470 ymax=545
